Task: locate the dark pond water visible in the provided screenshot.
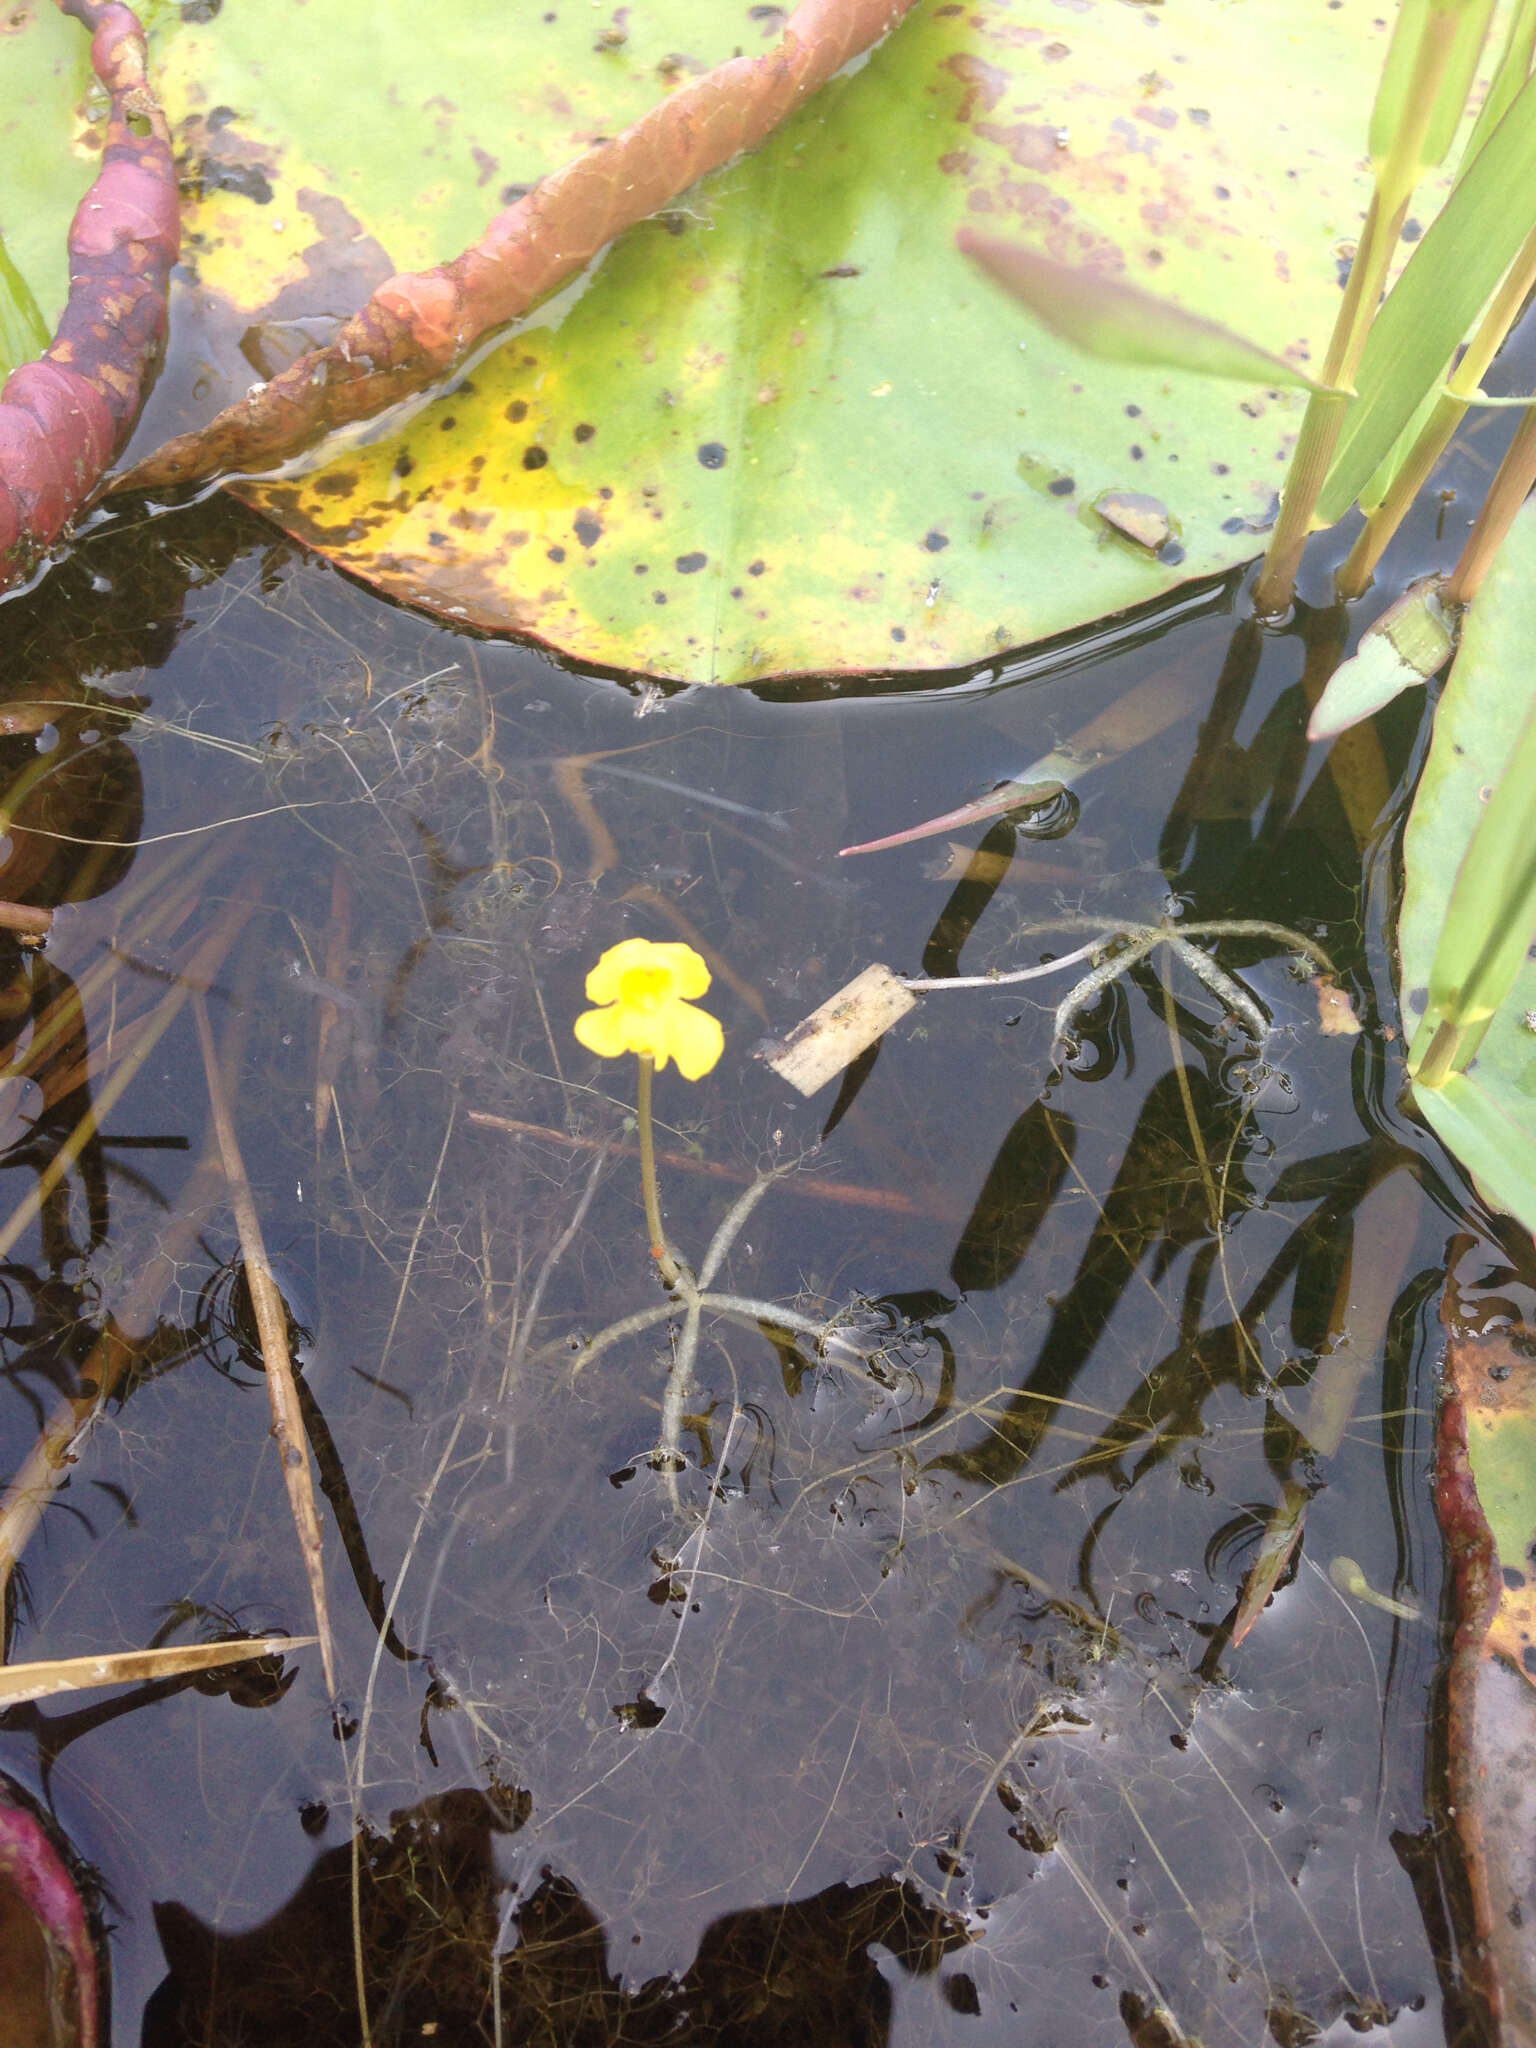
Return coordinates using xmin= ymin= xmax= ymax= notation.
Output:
xmin=0 ymin=449 xmax=1528 ymax=2046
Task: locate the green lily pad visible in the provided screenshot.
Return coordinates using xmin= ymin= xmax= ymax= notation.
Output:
xmin=0 ymin=1 xmax=101 ymax=375
xmin=1398 ymin=497 xmax=1536 ymax=1235
xmin=120 ymin=0 xmax=1413 ymax=682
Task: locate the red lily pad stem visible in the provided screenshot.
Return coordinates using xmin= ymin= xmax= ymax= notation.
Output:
xmin=0 ymin=1 xmax=179 ymax=592
xmin=109 ymin=0 xmax=920 ymax=498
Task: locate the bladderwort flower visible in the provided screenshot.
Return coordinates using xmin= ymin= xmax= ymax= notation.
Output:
xmin=574 ymin=939 xmax=723 ymax=1287
xmin=574 ymin=938 xmax=724 ymax=1080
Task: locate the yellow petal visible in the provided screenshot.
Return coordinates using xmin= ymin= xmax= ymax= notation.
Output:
xmin=660 ymin=999 xmax=725 ymax=1080
xmin=666 ymin=944 xmax=712 ymax=1000
xmin=585 ymin=937 xmax=653 ymax=1005
xmin=573 ymin=1003 xmax=630 ymax=1060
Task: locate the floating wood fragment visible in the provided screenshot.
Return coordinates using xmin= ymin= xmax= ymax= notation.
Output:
xmin=757 ymin=963 xmax=918 ymax=1096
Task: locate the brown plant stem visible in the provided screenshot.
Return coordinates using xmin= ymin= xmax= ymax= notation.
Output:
xmin=109 ymin=0 xmax=920 ymax=499
xmin=1442 ymin=402 xmax=1536 ymax=608
xmin=191 ymin=989 xmax=339 ymax=1700
xmin=465 ymin=1109 xmax=954 ymax=1219
xmin=1254 ymin=6 xmax=1462 ymax=616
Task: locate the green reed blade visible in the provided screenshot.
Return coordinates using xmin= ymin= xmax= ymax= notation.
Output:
xmin=1460 ymin=0 xmax=1536 ymax=163
xmin=1318 ymin=65 xmax=1536 ymax=526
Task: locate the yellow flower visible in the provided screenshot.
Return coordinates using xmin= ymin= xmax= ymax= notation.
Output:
xmin=574 ymin=938 xmax=724 ymax=1079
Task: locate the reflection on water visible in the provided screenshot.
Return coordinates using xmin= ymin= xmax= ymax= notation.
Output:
xmin=0 ymin=499 xmax=1506 ymax=2045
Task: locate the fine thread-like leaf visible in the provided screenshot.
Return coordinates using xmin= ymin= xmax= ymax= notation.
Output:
xmin=1317 ymin=65 xmax=1536 ymax=526
xmin=956 ymin=234 xmax=1324 ymax=393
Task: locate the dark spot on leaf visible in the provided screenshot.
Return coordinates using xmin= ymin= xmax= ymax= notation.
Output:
xmin=676 ymin=551 xmax=708 ymax=574
xmin=697 ymin=442 xmax=728 ymax=468
xmin=1525 ymin=1645 xmax=1536 ymax=1674
xmin=1402 ymin=218 xmax=1422 ymax=242
xmin=1214 ymin=184 xmax=1230 ymax=200
xmin=730 ymin=587 xmax=743 ymax=599
xmin=634 ymin=563 xmax=649 ymax=574
xmin=181 ymin=0 xmax=223 ymax=25
xmin=598 ymin=486 xmax=613 ymax=499
xmin=428 ymin=530 xmax=450 ymax=547
xmin=197 ymin=157 xmax=271 ymax=203
xmin=660 ymin=212 xmax=688 ymax=236
xmin=547 ymin=545 xmax=566 ymax=563
xmin=207 ymin=106 xmax=238 ymax=130
xmin=573 ymin=512 xmax=603 ymax=548
xmin=439 ymin=416 xmax=457 ymax=432
xmin=1130 ymin=445 xmax=1144 ymax=461
xmin=523 ymin=447 xmax=549 ymax=470
xmin=923 ymin=530 xmax=950 ymax=552
xmin=1125 ymin=404 xmax=1142 ymax=418
xmin=1221 ymin=516 xmax=1246 ymax=534
xmin=506 ymin=400 xmax=528 ymax=423
xmin=654 ymin=591 xmax=669 ymax=604
xmin=574 ymin=422 xmax=596 ymax=442
xmin=1504 ymin=1567 xmax=1527 ymax=1591
xmin=1188 ymin=107 xmax=1210 ymax=124
xmin=312 ymin=471 xmax=356 ymax=498
xmin=821 ymin=264 xmax=862 ymax=279
xmin=891 ymin=626 xmax=906 ymax=642
xmin=500 ymin=183 xmax=532 ymax=205
xmin=1048 ymin=476 xmax=1075 ymax=497
xmin=748 ymin=559 xmax=765 ymax=576
xmin=469 ymin=454 xmax=486 ymax=472
xmin=1157 ymin=541 xmax=1186 ymax=565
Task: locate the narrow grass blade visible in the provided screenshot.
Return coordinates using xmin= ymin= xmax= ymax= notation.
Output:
xmin=1371 ymin=0 xmax=1497 ymax=170
xmin=1318 ymin=67 xmax=1536 ymax=525
xmin=193 ymin=992 xmax=339 ymax=1700
xmin=1460 ymin=0 xmax=1536 ymax=161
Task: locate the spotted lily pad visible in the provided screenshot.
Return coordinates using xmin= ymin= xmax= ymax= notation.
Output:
xmin=115 ymin=0 xmax=1414 ymax=682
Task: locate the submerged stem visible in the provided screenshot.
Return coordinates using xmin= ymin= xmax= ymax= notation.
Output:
xmin=636 ymin=1054 xmax=680 ymax=1288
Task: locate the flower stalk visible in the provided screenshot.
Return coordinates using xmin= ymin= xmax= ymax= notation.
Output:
xmin=635 ymin=1053 xmax=681 ymax=1288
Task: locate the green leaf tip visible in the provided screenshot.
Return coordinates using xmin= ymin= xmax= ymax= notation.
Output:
xmin=958 ymin=231 xmax=1327 ymax=394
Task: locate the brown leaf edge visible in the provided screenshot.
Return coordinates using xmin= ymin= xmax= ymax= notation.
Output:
xmin=0 ymin=0 xmax=179 ymax=593
xmin=1438 ymin=1265 xmax=1521 ymax=2042
xmin=109 ymin=0 xmax=921 ymax=498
